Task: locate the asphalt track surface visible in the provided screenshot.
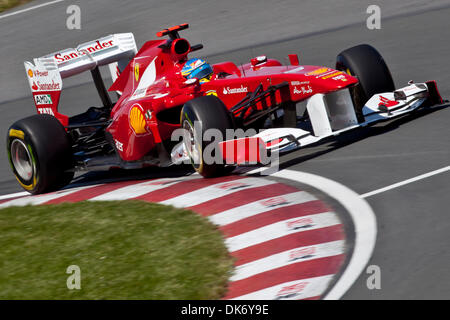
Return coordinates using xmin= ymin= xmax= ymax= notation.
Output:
xmin=0 ymin=0 xmax=449 ymax=299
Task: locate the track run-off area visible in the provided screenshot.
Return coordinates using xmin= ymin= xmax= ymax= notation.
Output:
xmin=0 ymin=168 xmax=376 ymax=300
xmin=0 ymin=0 xmax=449 ymax=299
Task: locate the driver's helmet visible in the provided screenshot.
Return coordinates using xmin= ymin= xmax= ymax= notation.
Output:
xmin=181 ymin=58 xmax=213 ymax=84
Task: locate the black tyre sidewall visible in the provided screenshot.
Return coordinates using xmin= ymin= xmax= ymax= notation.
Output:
xmin=181 ymin=96 xmax=234 ymax=177
xmin=7 ymin=114 xmax=73 ymax=194
xmin=336 ymin=44 xmax=395 ymax=121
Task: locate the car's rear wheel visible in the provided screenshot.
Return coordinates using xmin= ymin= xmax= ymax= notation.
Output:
xmin=181 ymin=96 xmax=234 ymax=177
xmin=336 ymin=44 xmax=395 ymax=122
xmin=7 ymin=114 xmax=74 ymax=194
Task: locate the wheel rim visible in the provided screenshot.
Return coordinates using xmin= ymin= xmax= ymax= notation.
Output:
xmin=182 ymin=120 xmax=202 ymax=168
xmin=10 ymin=139 xmax=33 ymax=181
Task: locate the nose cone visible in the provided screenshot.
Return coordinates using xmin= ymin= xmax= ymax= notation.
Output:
xmin=286 ymin=66 xmax=359 ymax=92
xmin=311 ymin=69 xmax=358 ymax=90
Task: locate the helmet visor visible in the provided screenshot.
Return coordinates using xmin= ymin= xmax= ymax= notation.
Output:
xmin=187 ymin=64 xmax=213 ymax=80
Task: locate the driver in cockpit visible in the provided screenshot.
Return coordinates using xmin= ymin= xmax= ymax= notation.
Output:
xmin=181 ymin=58 xmax=214 ymax=84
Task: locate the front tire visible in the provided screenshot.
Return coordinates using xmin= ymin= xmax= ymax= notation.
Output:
xmin=181 ymin=96 xmax=234 ymax=177
xmin=7 ymin=114 xmax=74 ymax=194
xmin=336 ymin=44 xmax=395 ymax=122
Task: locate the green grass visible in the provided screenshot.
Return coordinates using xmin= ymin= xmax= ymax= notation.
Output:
xmin=0 ymin=201 xmax=234 ymax=299
xmin=0 ymin=0 xmax=33 ymax=13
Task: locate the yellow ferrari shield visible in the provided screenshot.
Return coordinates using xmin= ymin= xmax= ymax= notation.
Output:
xmin=134 ymin=63 xmax=140 ymax=82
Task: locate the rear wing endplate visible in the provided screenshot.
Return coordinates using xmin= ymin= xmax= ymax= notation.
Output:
xmin=24 ymin=33 xmax=137 ymax=125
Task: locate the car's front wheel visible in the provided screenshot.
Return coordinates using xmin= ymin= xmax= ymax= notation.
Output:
xmin=336 ymin=44 xmax=395 ymax=122
xmin=181 ymin=96 xmax=234 ymax=177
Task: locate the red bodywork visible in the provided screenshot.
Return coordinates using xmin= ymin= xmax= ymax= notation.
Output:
xmin=105 ymin=29 xmax=358 ymax=162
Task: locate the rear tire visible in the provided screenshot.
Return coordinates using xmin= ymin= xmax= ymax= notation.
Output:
xmin=181 ymin=96 xmax=234 ymax=177
xmin=7 ymin=114 xmax=74 ymax=194
xmin=336 ymin=44 xmax=395 ymax=122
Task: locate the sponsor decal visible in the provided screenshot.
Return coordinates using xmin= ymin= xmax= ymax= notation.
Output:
xmin=288 ymin=247 xmax=316 ymax=262
xmin=206 ymin=90 xmax=218 ymax=97
xmin=305 ymin=67 xmax=330 ymax=76
xmin=114 ymin=139 xmax=123 ymax=152
xmin=31 ymin=80 xmax=61 ymax=91
xmin=37 ymin=107 xmax=55 ymax=115
xmin=54 ymin=40 xmax=114 ymax=63
xmin=9 ymin=129 xmax=25 ymax=140
xmin=291 ymin=81 xmax=310 ymax=86
xmin=32 ymin=70 xmax=49 ymax=77
xmin=275 ymin=282 xmax=308 ymax=300
xmin=144 ymin=109 xmax=153 ymax=120
xmin=134 ymin=63 xmax=140 ymax=82
xmin=129 ymin=104 xmax=148 ymax=135
xmin=331 ymin=74 xmax=348 ymax=81
xmin=216 ymin=181 xmax=249 ymax=190
xmin=378 ymin=95 xmax=399 ymax=108
xmin=146 ymin=180 xmax=180 ymax=186
xmin=321 ymin=71 xmax=344 ymax=80
xmin=222 ymin=85 xmax=248 ymax=95
xmin=260 ymin=196 xmax=290 ymax=208
xmin=404 ymin=85 xmax=420 ymax=92
xmin=26 ymin=63 xmax=61 ymax=93
xmin=293 ymin=85 xmax=313 ymax=95
xmin=34 ymin=94 xmax=53 ymax=105
xmin=286 ymin=217 xmax=314 ymax=230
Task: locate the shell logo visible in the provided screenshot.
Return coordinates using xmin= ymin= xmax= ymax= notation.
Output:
xmin=129 ymin=104 xmax=147 ymax=135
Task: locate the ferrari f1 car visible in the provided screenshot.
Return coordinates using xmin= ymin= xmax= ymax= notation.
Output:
xmin=8 ymin=23 xmax=444 ymax=194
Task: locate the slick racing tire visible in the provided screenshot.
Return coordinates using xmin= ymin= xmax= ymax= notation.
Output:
xmin=336 ymin=44 xmax=395 ymax=122
xmin=181 ymin=96 xmax=234 ymax=178
xmin=7 ymin=114 xmax=74 ymax=194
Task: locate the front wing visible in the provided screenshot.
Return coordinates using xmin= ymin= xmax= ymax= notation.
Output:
xmin=171 ymin=81 xmax=444 ymax=166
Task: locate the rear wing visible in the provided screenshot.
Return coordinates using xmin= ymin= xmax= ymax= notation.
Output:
xmin=24 ymin=33 xmax=137 ymax=126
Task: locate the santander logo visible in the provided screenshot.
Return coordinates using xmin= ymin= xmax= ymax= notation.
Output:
xmin=222 ymin=85 xmax=248 ymax=95
xmin=31 ymin=80 xmax=60 ymax=91
xmin=54 ymin=40 xmax=114 ymax=63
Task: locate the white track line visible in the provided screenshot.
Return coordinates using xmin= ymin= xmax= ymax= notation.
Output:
xmin=0 ymin=191 xmax=29 ymax=200
xmin=270 ymin=170 xmax=377 ymax=300
xmin=361 ymin=165 xmax=450 ymax=198
xmin=225 ymin=212 xmax=339 ymax=252
xmin=231 ymin=275 xmax=334 ymax=300
xmin=0 ymin=0 xmax=66 ymax=20
xmin=230 ymin=240 xmax=345 ymax=282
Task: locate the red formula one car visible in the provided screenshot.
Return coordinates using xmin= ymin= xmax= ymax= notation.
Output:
xmin=7 ymin=24 xmax=444 ymax=194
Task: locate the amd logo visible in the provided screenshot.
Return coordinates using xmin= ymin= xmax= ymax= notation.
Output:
xmin=34 ymin=94 xmax=53 ymax=105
